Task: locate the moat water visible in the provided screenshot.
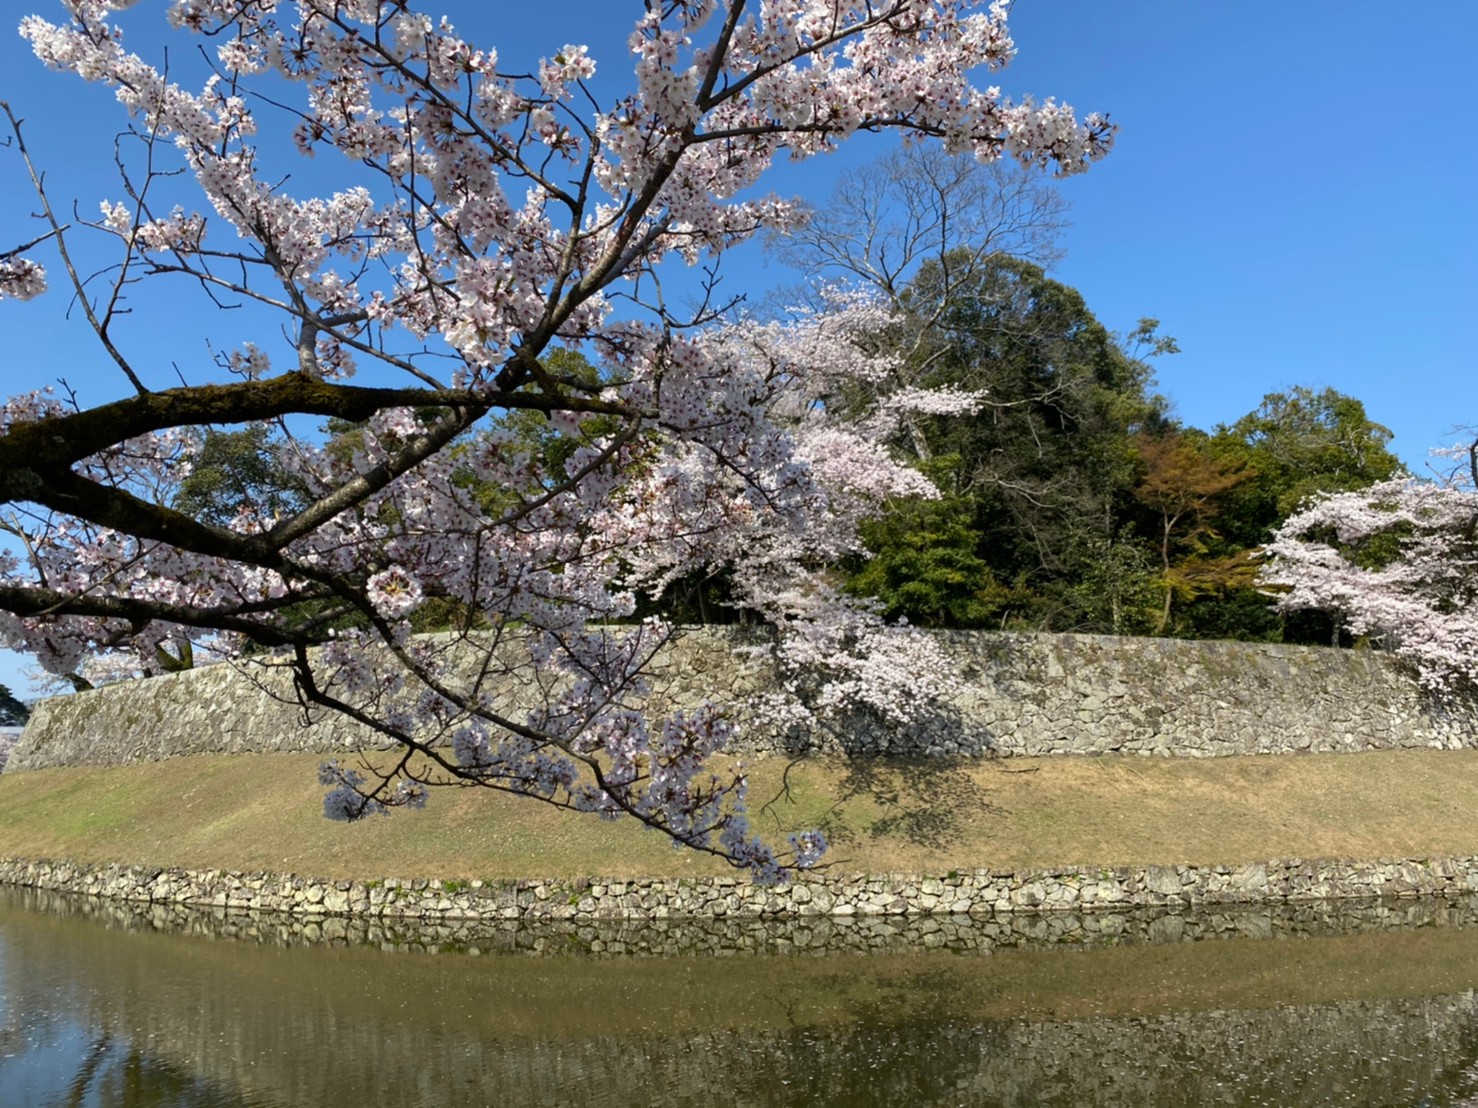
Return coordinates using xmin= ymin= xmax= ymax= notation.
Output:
xmin=6 ymin=886 xmax=1478 ymax=1107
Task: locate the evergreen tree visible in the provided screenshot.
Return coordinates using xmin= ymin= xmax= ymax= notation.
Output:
xmin=0 ymin=683 xmax=28 ymax=728
xmin=845 ymin=255 xmax=1171 ymax=631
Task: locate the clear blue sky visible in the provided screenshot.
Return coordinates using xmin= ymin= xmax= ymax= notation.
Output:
xmin=1 ymin=1 xmax=1474 ymax=698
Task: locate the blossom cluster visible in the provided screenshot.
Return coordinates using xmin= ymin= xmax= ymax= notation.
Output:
xmin=0 ymin=256 xmax=46 ymax=300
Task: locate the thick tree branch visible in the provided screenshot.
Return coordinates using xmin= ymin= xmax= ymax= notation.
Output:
xmin=0 ymin=370 xmax=627 ymax=478
xmin=0 ymin=582 xmax=308 ymax=645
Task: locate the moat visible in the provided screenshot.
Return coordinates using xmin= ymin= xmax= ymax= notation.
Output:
xmin=6 ymin=887 xmax=1478 ymax=1106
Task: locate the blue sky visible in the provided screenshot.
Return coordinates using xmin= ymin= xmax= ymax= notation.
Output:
xmin=0 ymin=1 xmax=1474 ymax=698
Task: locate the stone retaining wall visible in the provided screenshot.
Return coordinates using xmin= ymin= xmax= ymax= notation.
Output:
xmin=9 ymin=882 xmax=1476 ymax=959
xmin=5 ymin=854 xmax=1478 ymax=926
xmin=7 ymin=629 xmax=1474 ymax=771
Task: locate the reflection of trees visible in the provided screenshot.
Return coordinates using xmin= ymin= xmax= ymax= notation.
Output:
xmin=88 ymin=1042 xmax=258 ymax=1108
xmin=59 ymin=1030 xmax=113 ymax=1108
xmin=46 ymin=1035 xmax=263 ymax=1108
xmin=1425 ymin=1021 xmax=1478 ymax=1107
xmin=1 ymin=926 xmax=257 ymax=1108
xmin=0 ymin=1022 xmax=260 ymax=1108
xmin=0 ymin=931 xmax=82 ymax=1085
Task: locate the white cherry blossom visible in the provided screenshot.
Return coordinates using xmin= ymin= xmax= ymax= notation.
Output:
xmin=1262 ymin=462 xmax=1478 ymax=698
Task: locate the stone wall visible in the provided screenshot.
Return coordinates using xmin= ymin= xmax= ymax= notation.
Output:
xmin=6 ymin=629 xmax=1473 ymax=772
xmin=19 ymin=876 xmax=1478 ymax=967
xmin=12 ymin=883 xmax=1475 ymax=958
xmin=5 ymin=853 xmax=1478 ymax=926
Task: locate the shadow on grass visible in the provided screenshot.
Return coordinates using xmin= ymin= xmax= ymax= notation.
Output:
xmin=832 ymin=759 xmax=1005 ymax=851
xmin=756 ymin=757 xmax=1006 ymax=857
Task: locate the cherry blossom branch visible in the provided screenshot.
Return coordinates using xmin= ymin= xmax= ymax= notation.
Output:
xmin=1 ymin=0 xmax=1111 ymax=879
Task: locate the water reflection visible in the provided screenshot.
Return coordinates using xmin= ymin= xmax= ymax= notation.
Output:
xmin=6 ymin=887 xmax=1478 ymax=1106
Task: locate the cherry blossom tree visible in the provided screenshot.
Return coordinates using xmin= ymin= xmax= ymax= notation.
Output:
xmin=1261 ymin=438 xmax=1478 ymax=698
xmin=0 ymin=0 xmax=1112 ymax=879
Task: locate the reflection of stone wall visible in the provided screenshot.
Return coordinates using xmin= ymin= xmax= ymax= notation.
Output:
xmin=7 ymin=629 xmax=1474 ymax=772
xmin=954 ymin=996 xmax=1478 ymax=1108
xmin=7 ymin=854 xmax=1478 ymax=923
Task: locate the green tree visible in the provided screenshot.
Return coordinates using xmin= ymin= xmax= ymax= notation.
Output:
xmin=773 ymin=149 xmax=1176 ymax=634
xmin=0 ymin=682 xmax=28 ymax=727
xmin=1055 ymin=527 xmax=1161 ymax=636
xmin=1212 ymin=386 xmax=1404 ymax=548
xmin=841 ymin=254 xmax=1172 ymax=631
xmin=173 ymin=423 xmax=310 ymax=527
xmin=846 ymin=491 xmax=1031 ymax=627
xmin=1174 ymin=387 xmax=1405 ymax=643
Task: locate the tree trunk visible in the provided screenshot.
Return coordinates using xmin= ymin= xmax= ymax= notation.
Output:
xmin=1155 ymin=513 xmax=1176 ymax=634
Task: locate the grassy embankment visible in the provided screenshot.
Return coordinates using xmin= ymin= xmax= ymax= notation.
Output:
xmin=2 ymin=748 xmax=1478 ymax=879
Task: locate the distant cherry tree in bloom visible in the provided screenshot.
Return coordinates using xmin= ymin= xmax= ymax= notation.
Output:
xmin=0 ymin=0 xmax=1111 ymax=880
xmin=1261 ymin=439 xmax=1478 ymax=698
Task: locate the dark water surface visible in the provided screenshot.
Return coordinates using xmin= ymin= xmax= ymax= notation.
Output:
xmin=6 ymin=887 xmax=1478 ymax=1107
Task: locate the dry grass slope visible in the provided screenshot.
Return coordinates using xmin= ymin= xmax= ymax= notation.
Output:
xmin=3 ymin=748 xmax=1478 ymax=880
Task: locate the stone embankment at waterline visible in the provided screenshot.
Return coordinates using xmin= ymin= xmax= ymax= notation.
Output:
xmin=6 ymin=853 xmax=1478 ymax=929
